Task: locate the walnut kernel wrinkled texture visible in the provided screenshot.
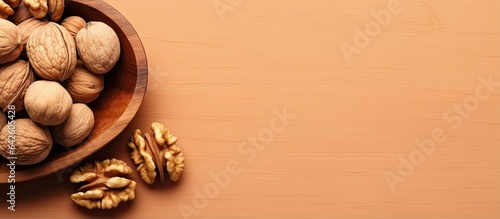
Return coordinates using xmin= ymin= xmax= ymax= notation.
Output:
xmin=0 ymin=0 xmax=14 ymax=19
xmin=63 ymin=66 xmax=104 ymax=103
xmin=52 ymin=103 xmax=94 ymax=147
xmin=24 ymin=80 xmax=72 ymax=126
xmin=0 ymin=60 xmax=35 ymax=112
xmin=61 ymin=16 xmax=85 ymax=39
xmin=0 ymin=118 xmax=52 ymax=165
xmin=27 ymin=22 xmax=77 ymax=82
xmin=76 ymin=21 xmax=120 ymax=74
xmin=0 ymin=19 xmax=22 ymax=65
xmin=128 ymin=123 xmax=185 ymax=184
xmin=70 ymin=159 xmax=137 ymax=209
xmin=24 ymin=0 xmax=47 ymax=19
xmin=128 ymin=129 xmax=156 ymax=184
xmin=151 ymin=122 xmax=185 ymax=182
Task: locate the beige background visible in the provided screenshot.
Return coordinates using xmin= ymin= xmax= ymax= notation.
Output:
xmin=2 ymin=0 xmax=500 ymax=218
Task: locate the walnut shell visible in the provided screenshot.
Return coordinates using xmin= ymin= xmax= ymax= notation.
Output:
xmin=63 ymin=66 xmax=104 ymax=103
xmin=18 ymin=18 xmax=49 ymax=48
xmin=24 ymin=80 xmax=73 ymax=126
xmin=26 ymin=22 xmax=77 ymax=82
xmin=0 ymin=60 xmax=35 ymax=112
xmin=0 ymin=19 xmax=22 ymax=65
xmin=76 ymin=21 xmax=120 ymax=74
xmin=0 ymin=113 xmax=6 ymax=129
xmin=52 ymin=103 xmax=94 ymax=147
xmin=0 ymin=118 xmax=52 ymax=165
xmin=61 ymin=16 xmax=85 ymax=39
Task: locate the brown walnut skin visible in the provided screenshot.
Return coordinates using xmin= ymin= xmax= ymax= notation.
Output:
xmin=0 ymin=60 xmax=35 ymax=112
xmin=0 ymin=118 xmax=52 ymax=165
xmin=24 ymin=80 xmax=73 ymax=126
xmin=0 ymin=19 xmax=22 ymax=65
xmin=26 ymin=22 xmax=77 ymax=82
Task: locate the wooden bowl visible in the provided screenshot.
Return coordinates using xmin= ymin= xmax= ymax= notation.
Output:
xmin=0 ymin=0 xmax=148 ymax=182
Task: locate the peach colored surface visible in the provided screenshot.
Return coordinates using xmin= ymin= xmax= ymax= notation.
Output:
xmin=1 ymin=0 xmax=500 ymax=218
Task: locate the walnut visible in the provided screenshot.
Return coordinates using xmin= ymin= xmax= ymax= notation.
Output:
xmin=52 ymin=103 xmax=94 ymax=147
xmin=61 ymin=16 xmax=85 ymax=39
xmin=0 ymin=118 xmax=52 ymax=165
xmin=128 ymin=123 xmax=185 ymax=184
xmin=63 ymin=66 xmax=104 ymax=103
xmin=0 ymin=113 xmax=6 ymax=129
xmin=47 ymin=0 xmax=63 ymax=21
xmin=0 ymin=0 xmax=14 ymax=19
xmin=70 ymin=158 xmax=137 ymax=209
xmin=9 ymin=1 xmax=32 ymax=25
xmin=76 ymin=21 xmax=120 ymax=74
xmin=0 ymin=60 xmax=35 ymax=112
xmin=4 ymin=0 xmax=21 ymax=8
xmin=24 ymin=80 xmax=72 ymax=126
xmin=24 ymin=0 xmax=47 ymax=19
xmin=17 ymin=18 xmax=48 ymax=48
xmin=0 ymin=19 xmax=22 ymax=65
xmin=26 ymin=22 xmax=77 ymax=82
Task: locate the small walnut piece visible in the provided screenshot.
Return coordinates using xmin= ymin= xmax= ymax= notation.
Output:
xmin=0 ymin=118 xmax=52 ymax=165
xmin=70 ymin=159 xmax=137 ymax=209
xmin=128 ymin=129 xmax=157 ymax=184
xmin=24 ymin=0 xmax=48 ymax=19
xmin=61 ymin=16 xmax=85 ymax=39
xmin=0 ymin=60 xmax=35 ymax=112
xmin=128 ymin=122 xmax=185 ymax=184
xmin=0 ymin=0 xmax=14 ymax=19
xmin=27 ymin=22 xmax=77 ymax=82
xmin=52 ymin=103 xmax=94 ymax=147
xmin=24 ymin=80 xmax=73 ymax=126
xmin=63 ymin=66 xmax=104 ymax=103
xmin=76 ymin=21 xmax=121 ymax=74
xmin=151 ymin=122 xmax=185 ymax=182
xmin=0 ymin=19 xmax=22 ymax=65
xmin=4 ymin=0 xmax=21 ymax=8
xmin=17 ymin=18 xmax=48 ymax=48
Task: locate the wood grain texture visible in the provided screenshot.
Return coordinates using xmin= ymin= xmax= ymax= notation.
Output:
xmin=1 ymin=0 xmax=499 ymax=218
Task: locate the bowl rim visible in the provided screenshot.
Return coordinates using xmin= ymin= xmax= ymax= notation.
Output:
xmin=0 ymin=0 xmax=148 ymax=183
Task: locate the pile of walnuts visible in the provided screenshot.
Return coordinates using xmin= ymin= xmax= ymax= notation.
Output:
xmin=0 ymin=1 xmax=121 ymax=164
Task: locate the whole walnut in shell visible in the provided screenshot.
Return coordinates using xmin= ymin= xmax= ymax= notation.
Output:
xmin=27 ymin=22 xmax=77 ymax=82
xmin=24 ymin=80 xmax=72 ymax=126
xmin=0 ymin=60 xmax=35 ymax=112
xmin=17 ymin=18 xmax=49 ymax=48
xmin=76 ymin=21 xmax=120 ymax=74
xmin=61 ymin=16 xmax=86 ymax=39
xmin=52 ymin=103 xmax=94 ymax=147
xmin=0 ymin=19 xmax=22 ymax=65
xmin=63 ymin=66 xmax=104 ymax=103
xmin=0 ymin=118 xmax=52 ymax=165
